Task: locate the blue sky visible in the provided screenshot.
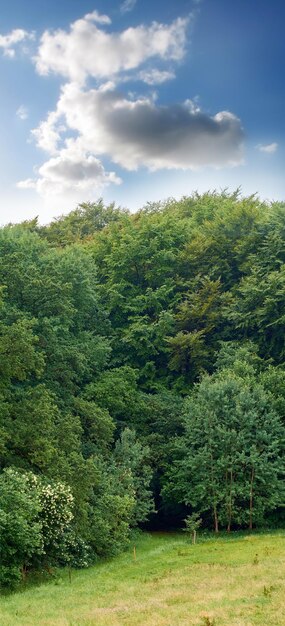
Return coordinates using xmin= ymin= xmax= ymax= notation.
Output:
xmin=0 ymin=0 xmax=284 ymax=224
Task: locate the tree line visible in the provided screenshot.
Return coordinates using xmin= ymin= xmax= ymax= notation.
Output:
xmin=1 ymin=191 xmax=285 ymax=586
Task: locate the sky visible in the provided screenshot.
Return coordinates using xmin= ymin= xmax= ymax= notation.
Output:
xmin=0 ymin=0 xmax=284 ymax=225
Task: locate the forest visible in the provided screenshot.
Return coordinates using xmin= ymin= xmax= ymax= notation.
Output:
xmin=1 ymin=190 xmax=285 ymax=587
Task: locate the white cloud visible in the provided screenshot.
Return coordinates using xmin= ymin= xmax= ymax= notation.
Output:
xmin=32 ymin=83 xmax=244 ymax=172
xmin=0 ymin=28 xmax=33 ymax=57
xmin=120 ymin=0 xmax=137 ymax=14
xmin=16 ymin=105 xmax=28 ymax=120
xmin=18 ymin=140 xmax=121 ymax=197
xmin=32 ymin=110 xmax=64 ymax=153
xmin=257 ymin=142 xmax=278 ymax=154
xmin=34 ymin=12 xmax=188 ymax=84
xmin=18 ymin=10 xmax=244 ymax=205
xmin=138 ymin=68 xmax=175 ymax=85
xmin=84 ymin=10 xmax=112 ymax=25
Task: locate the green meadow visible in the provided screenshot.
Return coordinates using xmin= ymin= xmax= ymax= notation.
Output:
xmin=1 ymin=531 xmax=285 ymax=626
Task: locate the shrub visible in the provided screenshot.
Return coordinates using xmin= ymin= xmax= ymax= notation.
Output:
xmin=0 ymin=469 xmax=74 ymax=587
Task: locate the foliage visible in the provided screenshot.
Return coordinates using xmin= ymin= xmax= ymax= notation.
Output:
xmin=1 ymin=192 xmax=285 ymax=585
xmin=0 ymin=470 xmax=74 ymax=587
xmin=183 ymin=513 xmax=202 ymax=534
xmin=86 ymin=457 xmax=136 ymax=557
xmin=0 ymin=469 xmax=42 ymax=586
xmin=114 ymin=428 xmax=155 ymax=525
xmin=164 ymin=344 xmax=285 ymax=531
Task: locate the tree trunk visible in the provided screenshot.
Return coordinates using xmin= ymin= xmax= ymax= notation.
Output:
xmin=249 ymin=466 xmax=254 ymax=531
xmin=213 ymin=502 xmax=219 ymax=533
xmin=227 ymin=468 xmax=233 ymax=532
xmin=209 ymin=444 xmax=219 ymax=533
xmin=21 ymin=564 xmax=27 ymax=582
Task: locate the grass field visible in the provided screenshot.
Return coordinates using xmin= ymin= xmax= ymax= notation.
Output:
xmin=1 ymin=531 xmax=285 ymax=625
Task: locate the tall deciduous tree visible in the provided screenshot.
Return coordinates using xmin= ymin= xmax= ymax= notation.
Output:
xmin=164 ymin=344 xmax=285 ymax=530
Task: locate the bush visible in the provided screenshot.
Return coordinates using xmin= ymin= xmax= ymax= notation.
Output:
xmin=0 ymin=469 xmax=74 ymax=587
xmin=0 ymin=469 xmax=43 ymax=587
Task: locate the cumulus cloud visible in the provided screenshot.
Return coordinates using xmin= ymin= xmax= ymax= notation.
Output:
xmin=32 ymin=83 xmax=244 ymax=171
xmin=18 ymin=10 xmax=244 ymax=203
xmin=138 ymin=68 xmax=175 ymax=85
xmin=32 ymin=110 xmax=65 ymax=153
xmin=257 ymin=142 xmax=278 ymax=154
xmin=120 ymin=0 xmax=137 ymax=14
xmin=34 ymin=12 xmax=188 ymax=83
xmin=84 ymin=10 xmax=111 ymax=25
xmin=0 ymin=28 xmax=33 ymax=57
xmin=18 ymin=141 xmax=121 ymax=197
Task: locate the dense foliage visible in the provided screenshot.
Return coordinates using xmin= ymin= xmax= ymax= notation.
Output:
xmin=1 ymin=191 xmax=285 ymax=586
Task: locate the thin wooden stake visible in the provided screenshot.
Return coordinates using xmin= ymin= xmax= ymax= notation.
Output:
xmin=133 ymin=545 xmax=136 ymax=561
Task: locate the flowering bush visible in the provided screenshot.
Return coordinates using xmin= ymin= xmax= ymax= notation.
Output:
xmin=57 ymin=530 xmax=93 ymax=568
xmin=38 ymin=481 xmax=74 ymax=560
xmin=0 ymin=469 xmax=74 ymax=587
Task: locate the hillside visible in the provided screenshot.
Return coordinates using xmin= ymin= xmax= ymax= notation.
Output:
xmin=1 ymin=192 xmax=285 ymax=586
xmin=1 ymin=532 xmax=285 ymax=625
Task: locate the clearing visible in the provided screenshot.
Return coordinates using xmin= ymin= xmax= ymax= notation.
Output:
xmin=1 ymin=531 xmax=285 ymax=625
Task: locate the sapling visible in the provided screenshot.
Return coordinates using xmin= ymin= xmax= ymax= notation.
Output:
xmin=183 ymin=513 xmax=202 ymax=544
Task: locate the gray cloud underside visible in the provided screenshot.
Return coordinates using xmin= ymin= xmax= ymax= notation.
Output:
xmin=103 ymin=102 xmax=243 ymax=169
xmin=44 ymin=86 xmax=244 ymax=170
xmin=18 ymin=146 xmax=121 ymax=197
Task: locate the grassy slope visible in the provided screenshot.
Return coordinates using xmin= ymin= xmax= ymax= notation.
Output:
xmin=1 ymin=532 xmax=285 ymax=626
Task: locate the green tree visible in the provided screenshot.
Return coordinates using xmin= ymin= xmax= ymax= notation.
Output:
xmin=85 ymin=457 xmax=136 ymax=557
xmin=114 ymin=428 xmax=154 ymax=525
xmin=40 ymin=200 xmax=127 ymax=246
xmin=164 ymin=345 xmax=285 ymax=530
xmin=0 ymin=469 xmax=42 ymax=586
